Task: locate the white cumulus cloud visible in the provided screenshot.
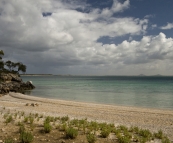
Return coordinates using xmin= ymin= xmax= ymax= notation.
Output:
xmin=0 ymin=0 xmax=173 ymax=75
xmin=161 ymin=23 xmax=173 ymax=30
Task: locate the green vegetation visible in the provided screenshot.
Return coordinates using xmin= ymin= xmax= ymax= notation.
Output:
xmin=43 ymin=122 xmax=52 ymax=133
xmin=154 ymin=129 xmax=164 ymax=139
xmin=117 ymin=134 xmax=131 ymax=143
xmin=1 ymin=110 xmax=171 ymax=143
xmin=4 ymin=137 xmax=14 ymax=143
xmin=0 ymin=50 xmax=26 ymax=74
xmin=100 ymin=128 xmax=111 ymax=138
xmin=5 ymin=115 xmax=13 ymax=124
xmin=20 ymin=131 xmax=34 ymax=143
xmin=66 ymin=127 xmax=78 ymax=139
xmin=86 ymin=133 xmax=97 ymax=143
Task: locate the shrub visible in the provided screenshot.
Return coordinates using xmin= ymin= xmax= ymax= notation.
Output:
xmin=154 ymin=130 xmax=163 ymax=139
xmin=86 ymin=133 xmax=97 ymax=143
xmin=20 ymin=131 xmax=34 ymax=143
xmin=113 ymin=128 xmax=121 ymax=136
xmin=61 ymin=116 xmax=69 ymax=122
xmin=44 ymin=116 xmax=54 ymax=124
xmin=44 ymin=122 xmax=52 ymax=133
xmin=60 ymin=123 xmax=67 ymax=131
xmin=100 ymin=128 xmax=110 ymax=138
xmin=3 ymin=113 xmax=8 ymax=119
xmin=21 ymin=111 xmax=25 ymax=116
xmin=162 ymin=137 xmax=171 ymax=143
xmin=66 ymin=127 xmax=78 ymax=139
xmin=119 ymin=125 xmax=128 ymax=132
xmin=124 ymin=132 xmax=132 ymax=139
xmin=29 ymin=116 xmax=34 ymax=124
xmin=117 ymin=134 xmax=131 ymax=143
xmin=89 ymin=121 xmax=99 ymax=131
xmin=4 ymin=137 xmax=14 ymax=143
xmin=24 ymin=116 xmax=29 ymax=123
xmin=129 ymin=126 xmax=139 ymax=133
xmin=5 ymin=115 xmax=13 ymax=124
xmin=14 ymin=113 xmax=17 ymax=119
xmin=19 ymin=124 xmax=26 ymax=134
xmin=139 ymin=137 xmax=148 ymax=143
xmin=138 ymin=129 xmax=152 ymax=140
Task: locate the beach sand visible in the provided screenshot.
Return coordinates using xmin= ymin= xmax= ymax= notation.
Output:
xmin=0 ymin=92 xmax=173 ymax=141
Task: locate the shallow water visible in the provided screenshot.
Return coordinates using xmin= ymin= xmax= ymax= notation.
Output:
xmin=22 ymin=76 xmax=173 ymax=110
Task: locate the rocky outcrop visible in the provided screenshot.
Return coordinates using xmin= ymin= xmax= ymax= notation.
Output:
xmin=0 ymin=73 xmax=35 ymax=95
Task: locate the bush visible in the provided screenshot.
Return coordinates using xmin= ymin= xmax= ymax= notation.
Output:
xmin=29 ymin=116 xmax=34 ymax=124
xmin=44 ymin=116 xmax=51 ymax=124
xmin=162 ymin=137 xmax=171 ymax=143
xmin=20 ymin=131 xmax=34 ymax=143
xmin=100 ymin=128 xmax=110 ymax=138
xmin=44 ymin=122 xmax=52 ymax=133
xmin=66 ymin=127 xmax=78 ymax=139
xmin=154 ymin=130 xmax=163 ymax=139
xmin=138 ymin=129 xmax=152 ymax=140
xmin=5 ymin=115 xmax=13 ymax=124
xmin=86 ymin=133 xmax=97 ymax=143
xmin=61 ymin=116 xmax=69 ymax=122
xmin=4 ymin=137 xmax=14 ymax=143
xmin=24 ymin=116 xmax=29 ymax=123
xmin=19 ymin=124 xmax=26 ymax=134
xmin=117 ymin=134 xmax=131 ymax=143
xmin=119 ymin=125 xmax=128 ymax=132
xmin=60 ymin=123 xmax=67 ymax=131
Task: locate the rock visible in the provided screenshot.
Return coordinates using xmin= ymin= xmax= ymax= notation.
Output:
xmin=26 ymin=103 xmax=30 ymax=106
xmin=1 ymin=128 xmax=5 ymax=132
xmin=0 ymin=73 xmax=35 ymax=95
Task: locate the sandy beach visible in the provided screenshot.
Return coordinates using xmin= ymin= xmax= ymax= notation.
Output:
xmin=0 ymin=92 xmax=173 ymax=141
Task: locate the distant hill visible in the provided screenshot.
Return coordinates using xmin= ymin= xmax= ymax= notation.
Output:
xmin=138 ymin=74 xmax=146 ymax=76
xmin=152 ymin=74 xmax=162 ymax=77
xmin=20 ymin=74 xmax=53 ymax=76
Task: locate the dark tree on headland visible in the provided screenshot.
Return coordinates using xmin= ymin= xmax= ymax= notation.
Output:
xmin=0 ymin=50 xmax=26 ymax=74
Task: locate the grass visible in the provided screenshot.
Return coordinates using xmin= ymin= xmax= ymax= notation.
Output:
xmin=43 ymin=122 xmax=52 ymax=133
xmin=20 ymin=131 xmax=34 ymax=143
xmin=86 ymin=133 xmax=97 ymax=143
xmin=4 ymin=137 xmax=14 ymax=143
xmin=0 ymin=111 xmax=171 ymax=143
xmin=5 ymin=115 xmax=13 ymax=124
xmin=117 ymin=134 xmax=131 ymax=143
xmin=100 ymin=128 xmax=111 ymax=138
xmin=154 ymin=129 xmax=164 ymax=139
xmin=66 ymin=127 xmax=78 ymax=139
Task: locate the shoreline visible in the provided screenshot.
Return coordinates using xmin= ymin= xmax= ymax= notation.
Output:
xmin=10 ymin=92 xmax=173 ymax=113
xmin=0 ymin=92 xmax=173 ymax=140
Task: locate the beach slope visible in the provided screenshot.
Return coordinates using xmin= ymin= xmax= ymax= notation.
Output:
xmin=0 ymin=92 xmax=173 ymax=140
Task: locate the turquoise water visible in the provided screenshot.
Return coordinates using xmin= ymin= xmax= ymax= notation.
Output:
xmin=22 ymin=76 xmax=173 ymax=110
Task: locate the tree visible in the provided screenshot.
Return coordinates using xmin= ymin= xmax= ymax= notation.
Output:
xmin=16 ymin=62 xmax=27 ymax=74
xmin=0 ymin=50 xmax=4 ymax=70
xmin=0 ymin=50 xmax=27 ymax=74
xmin=0 ymin=50 xmax=4 ymax=59
xmin=5 ymin=61 xmax=18 ymax=72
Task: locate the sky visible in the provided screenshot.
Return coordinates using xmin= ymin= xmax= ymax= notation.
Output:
xmin=0 ymin=0 xmax=173 ymax=75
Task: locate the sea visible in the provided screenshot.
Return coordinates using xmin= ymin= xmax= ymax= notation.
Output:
xmin=22 ymin=76 xmax=173 ymax=110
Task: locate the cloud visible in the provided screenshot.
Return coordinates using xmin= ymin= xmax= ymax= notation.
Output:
xmin=151 ymin=24 xmax=157 ymax=29
xmin=1 ymin=0 xmax=173 ymax=75
xmin=99 ymin=0 xmax=130 ymax=17
xmin=160 ymin=23 xmax=173 ymax=30
xmin=111 ymin=0 xmax=130 ymax=13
